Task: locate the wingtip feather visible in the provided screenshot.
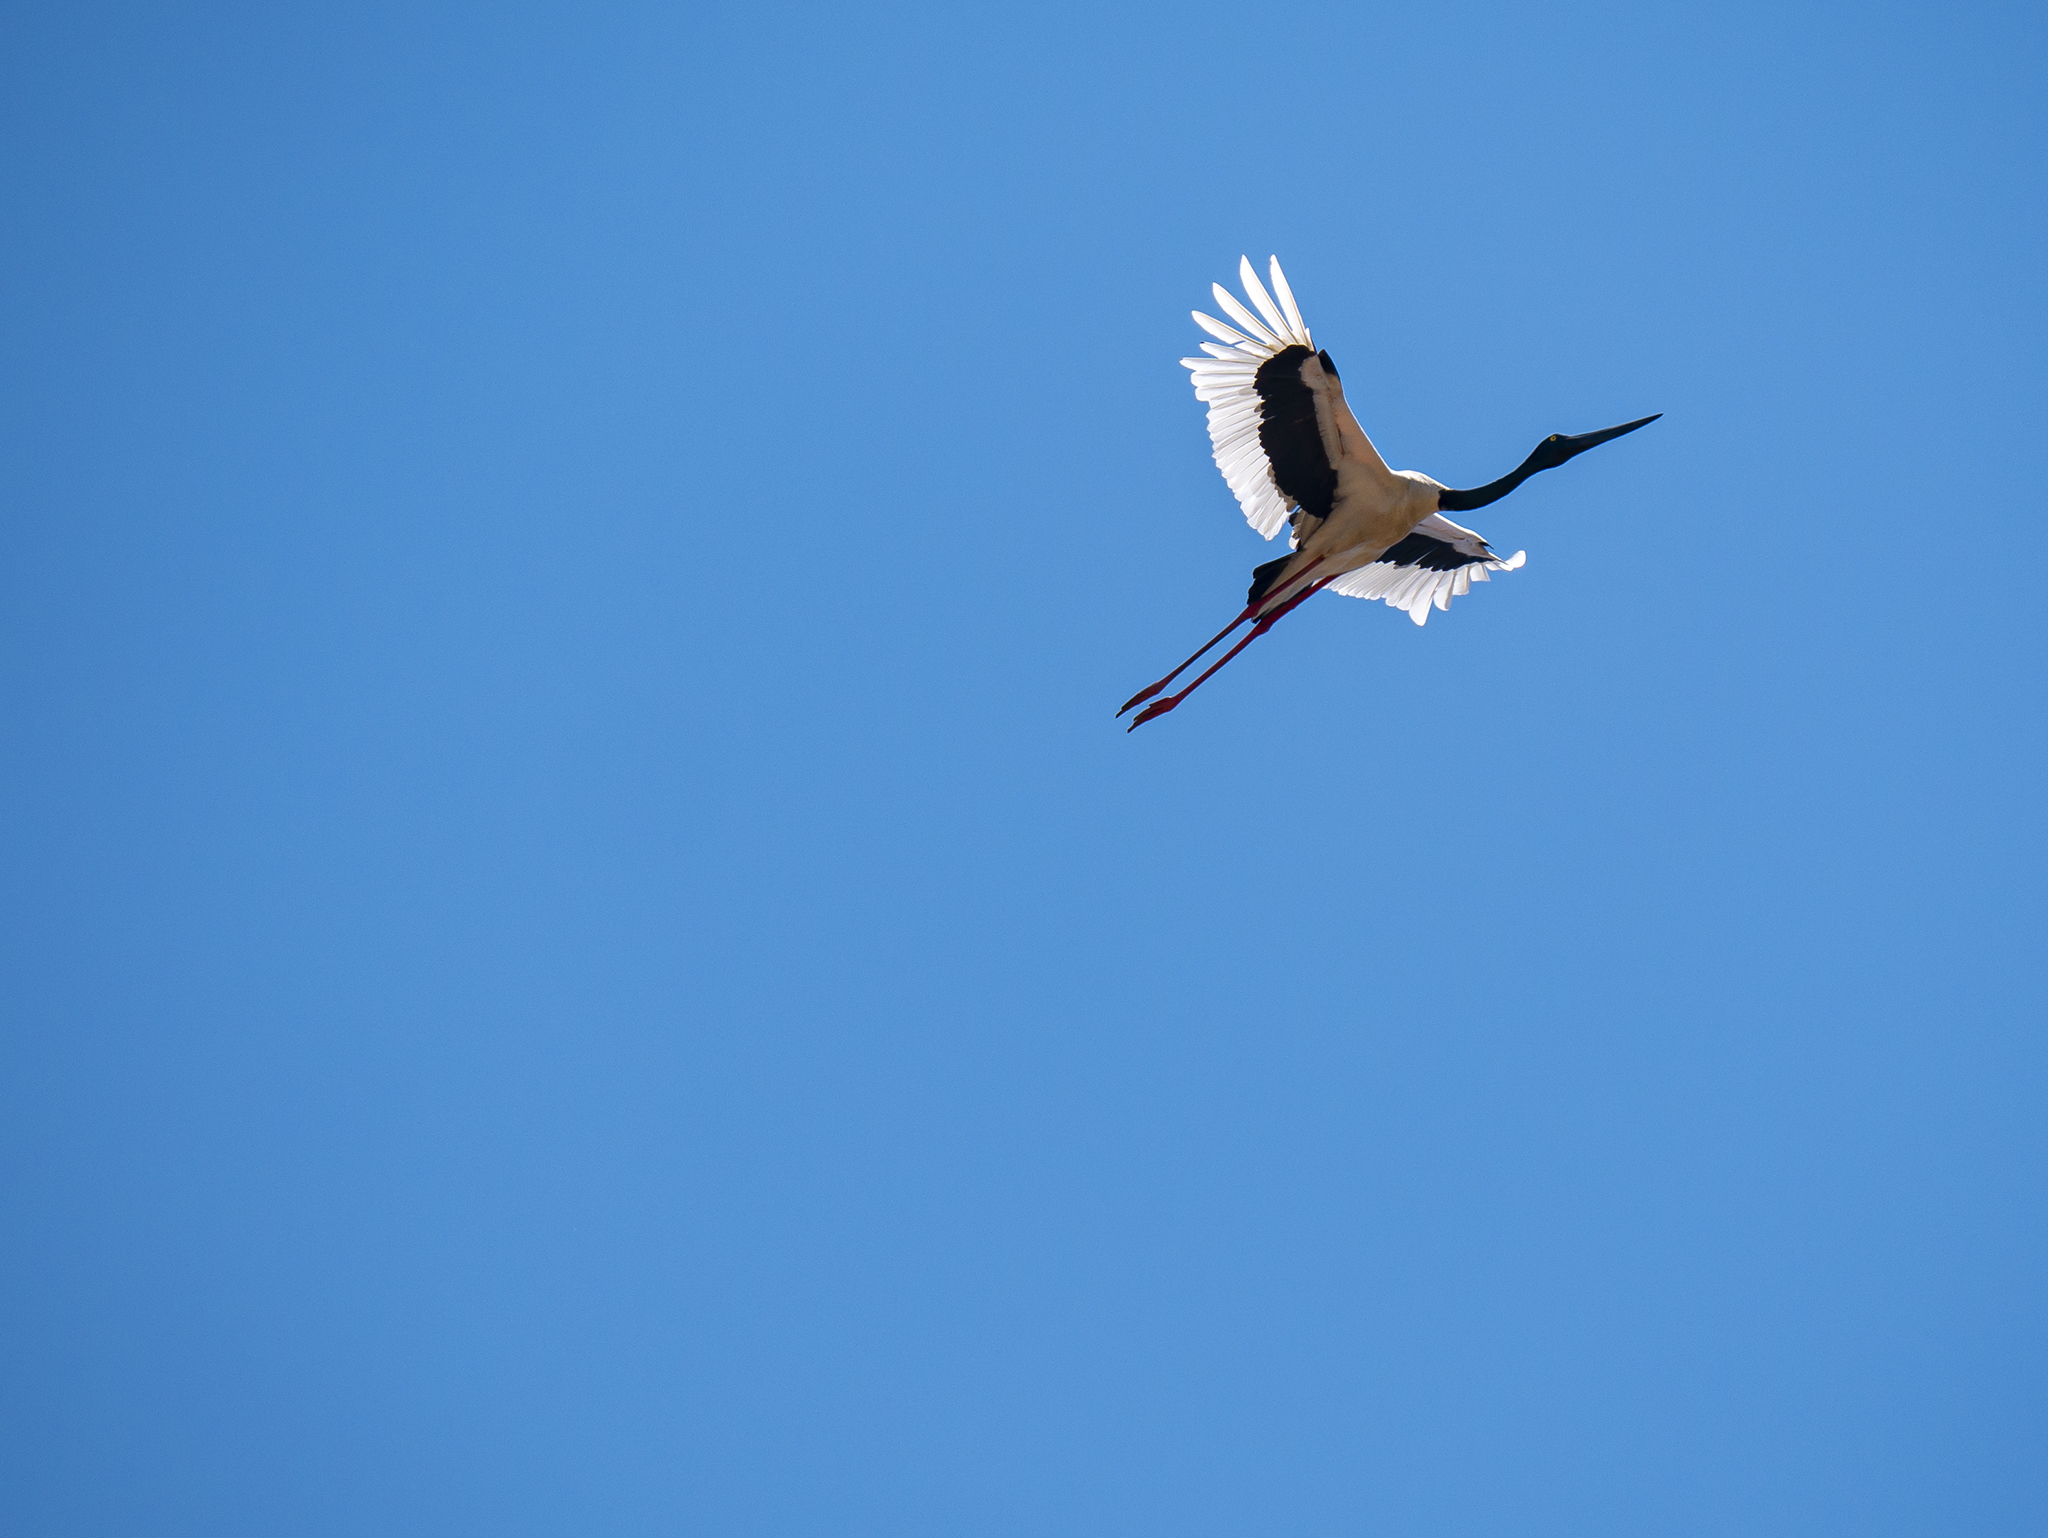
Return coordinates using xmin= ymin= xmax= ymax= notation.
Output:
xmin=1267 ymin=257 xmax=1310 ymax=345
xmin=1211 ymin=283 xmax=1283 ymax=349
xmin=1237 ymin=256 xmax=1292 ymax=341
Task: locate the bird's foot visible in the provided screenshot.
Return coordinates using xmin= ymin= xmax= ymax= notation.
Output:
xmin=1116 ymin=680 xmax=1169 ymax=717
xmin=1126 ymin=695 xmax=1181 ymax=731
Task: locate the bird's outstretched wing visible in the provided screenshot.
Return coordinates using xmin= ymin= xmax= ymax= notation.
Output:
xmin=1326 ymin=513 xmax=1526 ymax=627
xmin=1182 ymin=257 xmax=1392 ymax=541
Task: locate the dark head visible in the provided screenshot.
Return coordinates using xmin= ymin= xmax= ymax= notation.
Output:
xmin=1525 ymin=415 xmax=1663 ymax=472
xmin=1436 ymin=413 xmax=1661 ymax=513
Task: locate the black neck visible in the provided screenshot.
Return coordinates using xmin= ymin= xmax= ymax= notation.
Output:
xmin=1434 ymin=447 xmax=1547 ymax=513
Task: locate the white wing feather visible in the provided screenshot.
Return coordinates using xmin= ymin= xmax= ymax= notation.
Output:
xmin=1267 ymin=258 xmax=1309 ymax=345
xmin=1237 ymin=256 xmax=1297 ymax=344
xmin=1181 ymin=255 xmax=1319 ymax=541
xmin=1325 ymin=512 xmax=1526 ymax=626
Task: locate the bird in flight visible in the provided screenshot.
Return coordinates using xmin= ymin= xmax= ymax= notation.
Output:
xmin=1120 ymin=257 xmax=1658 ymax=730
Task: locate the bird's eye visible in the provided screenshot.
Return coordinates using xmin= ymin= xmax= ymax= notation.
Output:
xmin=1548 ymin=435 xmax=1559 ymax=442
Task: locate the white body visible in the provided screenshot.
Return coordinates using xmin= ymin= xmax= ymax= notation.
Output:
xmin=1184 ymin=259 xmax=1525 ymax=624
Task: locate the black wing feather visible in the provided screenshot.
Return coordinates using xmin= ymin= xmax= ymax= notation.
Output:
xmin=1253 ymin=345 xmax=1336 ymax=522
xmin=1377 ymin=531 xmax=1493 ymax=571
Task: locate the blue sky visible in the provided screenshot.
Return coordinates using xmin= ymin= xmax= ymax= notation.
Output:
xmin=3 ymin=1 xmax=2044 ymax=1533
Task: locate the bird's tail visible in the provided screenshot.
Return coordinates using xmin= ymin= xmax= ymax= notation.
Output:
xmin=1247 ymin=552 xmax=1326 ymax=611
xmin=1247 ymin=555 xmax=1293 ymax=608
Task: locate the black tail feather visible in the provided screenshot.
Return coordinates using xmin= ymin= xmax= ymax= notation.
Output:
xmin=1247 ymin=555 xmax=1293 ymax=607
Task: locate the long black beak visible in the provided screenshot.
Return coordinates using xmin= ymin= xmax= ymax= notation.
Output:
xmin=1554 ymin=413 xmax=1661 ymax=462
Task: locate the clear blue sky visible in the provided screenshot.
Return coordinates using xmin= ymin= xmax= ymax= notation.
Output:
xmin=3 ymin=1 xmax=2044 ymax=1533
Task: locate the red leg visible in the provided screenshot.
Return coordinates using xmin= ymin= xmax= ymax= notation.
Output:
xmin=1126 ymin=576 xmax=1334 ymax=730
xmin=1116 ymin=605 xmax=1254 ymax=717
xmin=1116 ymin=557 xmax=1326 ymax=717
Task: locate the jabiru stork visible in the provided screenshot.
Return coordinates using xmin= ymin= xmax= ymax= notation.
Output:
xmin=1120 ymin=256 xmax=1658 ymax=729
